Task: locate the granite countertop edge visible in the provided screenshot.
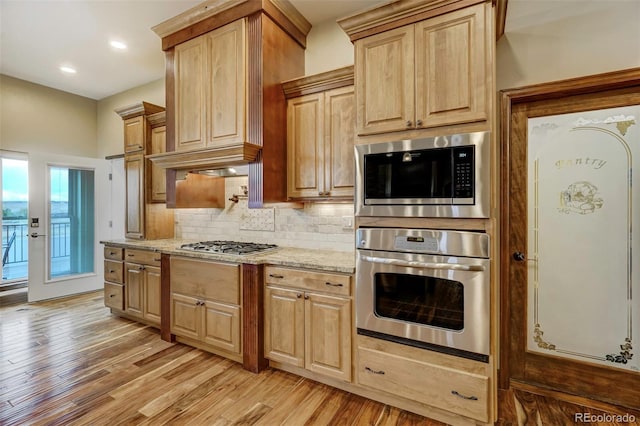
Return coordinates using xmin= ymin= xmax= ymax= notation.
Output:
xmin=100 ymin=239 xmax=355 ymax=274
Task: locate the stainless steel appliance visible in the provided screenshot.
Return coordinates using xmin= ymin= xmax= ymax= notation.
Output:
xmin=356 ymin=228 xmax=490 ymax=361
xmin=355 ymin=131 xmax=490 ymax=218
xmin=179 ymin=241 xmax=277 ymax=255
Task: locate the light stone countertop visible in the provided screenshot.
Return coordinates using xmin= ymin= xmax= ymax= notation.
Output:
xmin=100 ymin=239 xmax=355 ymax=274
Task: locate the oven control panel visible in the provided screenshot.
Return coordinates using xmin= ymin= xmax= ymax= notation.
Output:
xmin=394 ymin=236 xmax=438 ymax=253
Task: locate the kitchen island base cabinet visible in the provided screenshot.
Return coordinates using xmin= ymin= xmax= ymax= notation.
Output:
xmin=170 ymin=256 xmax=242 ymax=361
xmin=264 ymin=266 xmax=352 ymax=383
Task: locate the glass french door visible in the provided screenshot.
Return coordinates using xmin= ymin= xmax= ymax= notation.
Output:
xmin=1 ymin=152 xmax=29 ymax=284
xmin=28 ymin=152 xmax=109 ymax=302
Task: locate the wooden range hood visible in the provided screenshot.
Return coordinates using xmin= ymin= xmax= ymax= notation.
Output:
xmin=151 ymin=0 xmax=310 ymax=208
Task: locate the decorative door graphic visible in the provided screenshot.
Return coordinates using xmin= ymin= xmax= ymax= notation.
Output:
xmin=527 ymin=105 xmax=638 ymax=372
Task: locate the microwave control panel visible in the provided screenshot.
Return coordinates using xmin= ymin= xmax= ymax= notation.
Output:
xmin=452 ymin=146 xmax=474 ymax=199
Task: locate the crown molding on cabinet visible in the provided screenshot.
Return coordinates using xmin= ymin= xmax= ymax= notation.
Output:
xmin=281 ymin=65 xmax=354 ymax=99
xmin=114 ymin=102 xmax=164 ymax=120
xmin=152 ymin=0 xmax=311 ymax=49
xmin=147 ymin=111 xmax=166 ymax=128
xmin=337 ymin=0 xmax=488 ymax=42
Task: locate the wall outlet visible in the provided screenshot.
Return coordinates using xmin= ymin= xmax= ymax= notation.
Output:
xmin=341 ymin=216 xmax=354 ymax=229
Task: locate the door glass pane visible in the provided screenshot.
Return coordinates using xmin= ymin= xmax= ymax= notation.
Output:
xmin=2 ymin=158 xmax=29 ymax=282
xmin=49 ymin=166 xmax=95 ymax=279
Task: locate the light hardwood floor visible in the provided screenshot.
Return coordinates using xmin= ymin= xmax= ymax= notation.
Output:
xmin=2 ymin=291 xmax=639 ymax=425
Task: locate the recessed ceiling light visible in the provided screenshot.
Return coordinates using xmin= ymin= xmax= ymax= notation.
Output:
xmin=110 ymin=40 xmax=127 ymax=50
xmin=60 ymin=66 xmax=77 ymax=74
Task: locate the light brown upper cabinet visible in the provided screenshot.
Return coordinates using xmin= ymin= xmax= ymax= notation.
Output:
xmin=151 ymin=2 xmax=310 ymax=207
xmin=147 ymin=111 xmax=167 ymax=203
xmin=283 ymin=67 xmax=355 ymax=201
xmin=343 ymin=2 xmax=489 ymax=137
xmin=115 ymin=102 xmax=174 ymax=240
xmin=174 ymin=19 xmax=246 ymax=151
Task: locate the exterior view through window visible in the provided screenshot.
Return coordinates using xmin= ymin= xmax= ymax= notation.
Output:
xmin=2 ymin=157 xmax=29 ymax=283
xmin=49 ymin=166 xmax=95 ymax=279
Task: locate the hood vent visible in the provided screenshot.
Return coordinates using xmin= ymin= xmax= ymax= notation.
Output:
xmin=147 ymin=143 xmax=261 ymax=171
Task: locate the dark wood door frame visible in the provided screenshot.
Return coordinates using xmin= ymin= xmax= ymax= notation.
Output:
xmin=499 ymin=68 xmax=640 ymax=401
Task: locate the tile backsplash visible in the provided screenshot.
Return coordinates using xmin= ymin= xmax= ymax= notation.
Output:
xmin=175 ymin=177 xmax=355 ymax=252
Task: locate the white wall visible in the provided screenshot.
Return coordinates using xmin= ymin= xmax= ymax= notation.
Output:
xmin=0 ymin=75 xmax=97 ymax=157
xmin=305 ymin=20 xmax=354 ymax=75
xmin=496 ymin=0 xmax=640 ymax=90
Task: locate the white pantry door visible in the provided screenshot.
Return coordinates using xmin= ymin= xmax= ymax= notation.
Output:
xmin=27 ymin=152 xmax=110 ymax=302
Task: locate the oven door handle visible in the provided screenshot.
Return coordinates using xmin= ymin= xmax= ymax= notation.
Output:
xmin=360 ymin=255 xmax=486 ymax=272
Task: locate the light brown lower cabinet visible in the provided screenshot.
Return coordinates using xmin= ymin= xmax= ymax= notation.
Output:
xmin=357 ymin=336 xmax=490 ymax=423
xmin=170 ymin=256 xmax=241 ymax=357
xmin=123 ymin=249 xmax=162 ymax=326
xmin=264 ymin=266 xmax=352 ymax=382
xmin=104 ymin=246 xmax=125 ymax=310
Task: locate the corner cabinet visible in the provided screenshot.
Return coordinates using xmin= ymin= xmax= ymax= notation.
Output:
xmin=174 ymin=19 xmax=246 ymax=151
xmin=115 ymin=102 xmax=174 ymax=240
xmin=282 ymin=67 xmax=355 ymax=201
xmin=264 ymin=266 xmax=352 ymax=382
xmin=340 ymin=2 xmax=491 ymax=137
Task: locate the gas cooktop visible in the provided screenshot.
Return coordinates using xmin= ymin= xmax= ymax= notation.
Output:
xmin=179 ymin=240 xmax=277 ymax=255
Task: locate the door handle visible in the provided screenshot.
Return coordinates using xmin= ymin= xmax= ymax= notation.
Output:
xmin=30 ymin=232 xmax=47 ymax=238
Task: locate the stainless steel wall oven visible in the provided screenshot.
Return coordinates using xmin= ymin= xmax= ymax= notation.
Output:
xmin=355 ymin=131 xmax=490 ymax=218
xmin=356 ymin=228 xmax=490 ymax=362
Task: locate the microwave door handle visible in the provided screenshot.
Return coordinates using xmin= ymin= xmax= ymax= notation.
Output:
xmin=360 ymin=255 xmax=486 ymax=272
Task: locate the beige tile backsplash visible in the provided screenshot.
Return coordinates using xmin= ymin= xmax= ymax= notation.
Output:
xmin=175 ymin=177 xmax=355 ymax=252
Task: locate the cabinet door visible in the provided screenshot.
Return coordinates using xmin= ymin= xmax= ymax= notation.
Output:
xmin=124 ymin=153 xmax=144 ymax=239
xmin=149 ymin=125 xmax=167 ymax=203
xmin=206 ymin=19 xmax=246 ymax=148
xmin=287 ymin=93 xmax=324 ymax=199
xmin=355 ymin=25 xmax=414 ymax=135
xmin=202 ymin=300 xmax=241 ymax=355
xmin=414 ymin=3 xmax=487 ymax=128
xmin=175 ymin=36 xmax=206 ymax=151
xmin=171 ymin=293 xmax=200 ymax=340
xmin=324 ymin=86 xmax=355 ymax=198
xmin=124 ymin=116 xmax=145 ymax=153
xmin=305 ymin=293 xmax=352 ymax=382
xmin=125 ymin=263 xmax=144 ymax=318
xmin=144 ymin=265 xmax=162 ymax=325
xmin=264 ymin=286 xmax=305 ymax=367
xmin=104 ymin=282 xmax=124 ymax=311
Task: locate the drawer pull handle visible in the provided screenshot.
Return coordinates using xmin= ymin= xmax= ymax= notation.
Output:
xmin=269 ymin=274 xmax=284 ymax=279
xmin=325 ymin=282 xmax=343 ymax=287
xmin=109 ymin=294 xmax=116 ymax=298
xmin=365 ymin=366 xmax=385 ymax=375
xmin=109 ymin=251 xmax=116 ymax=255
xmin=109 ymin=270 xmax=115 ymax=273
xmin=451 ymin=390 xmax=478 ymax=401
xmin=153 ymin=258 xmax=161 ymax=262
xmin=127 ymin=253 xmax=135 ymax=257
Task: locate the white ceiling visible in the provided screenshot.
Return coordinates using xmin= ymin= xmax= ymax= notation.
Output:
xmin=0 ymin=1 xmax=615 ymax=101
xmin=0 ymin=0 xmax=389 ymax=100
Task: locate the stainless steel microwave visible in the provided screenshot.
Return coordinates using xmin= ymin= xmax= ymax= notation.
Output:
xmin=355 ymin=131 xmax=490 ymax=218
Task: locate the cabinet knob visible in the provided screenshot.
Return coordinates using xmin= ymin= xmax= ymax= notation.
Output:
xmin=109 ymin=294 xmax=115 ymax=298
xmin=109 ymin=270 xmax=115 ymax=273
xmin=296 ymin=293 xmax=302 ymax=299
xmin=512 ymin=251 xmax=525 ymax=262
xmin=138 ymin=266 xmax=145 ymax=271
xmin=416 ymin=119 xmax=423 ymax=127
xmin=406 ymin=120 xmax=412 ymax=128
xmin=304 ymin=295 xmax=309 ymax=300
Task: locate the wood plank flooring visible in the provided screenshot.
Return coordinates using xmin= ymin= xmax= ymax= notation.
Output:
xmin=2 ymin=291 xmax=639 ymax=425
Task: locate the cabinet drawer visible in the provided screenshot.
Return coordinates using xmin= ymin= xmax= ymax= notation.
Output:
xmin=124 ymin=248 xmax=161 ymax=266
xmin=265 ymin=266 xmax=351 ymax=296
xmin=104 ymin=246 xmax=123 ymax=261
xmin=357 ymin=346 xmax=489 ymax=422
xmin=104 ymin=260 xmax=124 ymax=283
xmin=170 ymin=257 xmax=240 ymax=305
xmin=104 ymin=283 xmax=124 ymax=310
